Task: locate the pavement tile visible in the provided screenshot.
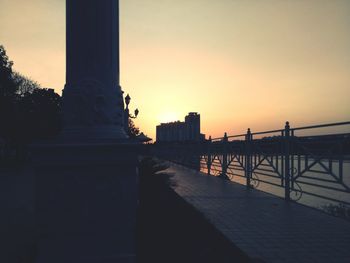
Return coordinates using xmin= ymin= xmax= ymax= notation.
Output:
xmin=166 ymin=164 xmax=350 ymax=263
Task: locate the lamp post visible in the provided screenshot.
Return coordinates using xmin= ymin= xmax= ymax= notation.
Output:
xmin=124 ymin=93 xmax=139 ymax=134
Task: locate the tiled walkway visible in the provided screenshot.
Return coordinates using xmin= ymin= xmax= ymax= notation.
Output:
xmin=166 ymin=163 xmax=350 ymax=263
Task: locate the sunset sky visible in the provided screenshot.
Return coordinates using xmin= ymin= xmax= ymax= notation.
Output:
xmin=0 ymin=0 xmax=349 ymax=139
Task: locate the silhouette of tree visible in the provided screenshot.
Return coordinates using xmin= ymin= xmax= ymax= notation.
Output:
xmin=128 ymin=118 xmax=140 ymax=138
xmin=0 ymin=45 xmax=16 ymax=98
xmin=12 ymin=72 xmax=40 ymax=96
xmin=0 ymin=45 xmax=17 ymax=146
xmin=0 ymin=45 xmax=62 ymax=161
xmin=18 ymin=88 xmax=62 ymax=141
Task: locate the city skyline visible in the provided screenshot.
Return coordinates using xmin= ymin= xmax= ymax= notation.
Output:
xmin=1 ymin=0 xmax=349 ymax=139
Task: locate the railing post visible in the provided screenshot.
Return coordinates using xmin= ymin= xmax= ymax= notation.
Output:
xmin=207 ymin=136 xmax=212 ymax=175
xmin=221 ymin=132 xmax=229 ymax=179
xmin=284 ymin=121 xmax=291 ymax=201
xmin=245 ymin=128 xmax=252 ymax=188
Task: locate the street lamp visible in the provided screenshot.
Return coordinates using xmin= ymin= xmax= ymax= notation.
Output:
xmin=125 ymin=94 xmax=131 ymax=109
xmin=124 ymin=94 xmax=139 ymax=134
xmin=133 ymin=108 xmax=139 ymax=118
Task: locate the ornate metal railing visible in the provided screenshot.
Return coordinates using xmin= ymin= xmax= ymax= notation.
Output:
xmin=153 ymin=121 xmax=350 ymax=207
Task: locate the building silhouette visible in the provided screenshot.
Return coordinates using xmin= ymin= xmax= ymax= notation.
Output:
xmin=156 ymin=112 xmax=205 ymax=142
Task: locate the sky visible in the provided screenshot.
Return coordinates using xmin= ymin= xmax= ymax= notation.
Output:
xmin=0 ymin=0 xmax=349 ymax=139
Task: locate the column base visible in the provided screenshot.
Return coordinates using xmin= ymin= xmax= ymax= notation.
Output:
xmin=60 ymin=125 xmax=128 ymax=142
xmin=31 ymin=141 xmax=139 ymax=263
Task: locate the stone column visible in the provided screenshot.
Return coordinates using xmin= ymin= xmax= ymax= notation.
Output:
xmin=63 ymin=0 xmax=127 ymax=140
xmin=33 ymin=1 xmax=138 ymax=262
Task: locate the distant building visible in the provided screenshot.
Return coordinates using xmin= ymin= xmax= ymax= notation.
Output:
xmin=156 ymin=112 xmax=205 ymax=143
